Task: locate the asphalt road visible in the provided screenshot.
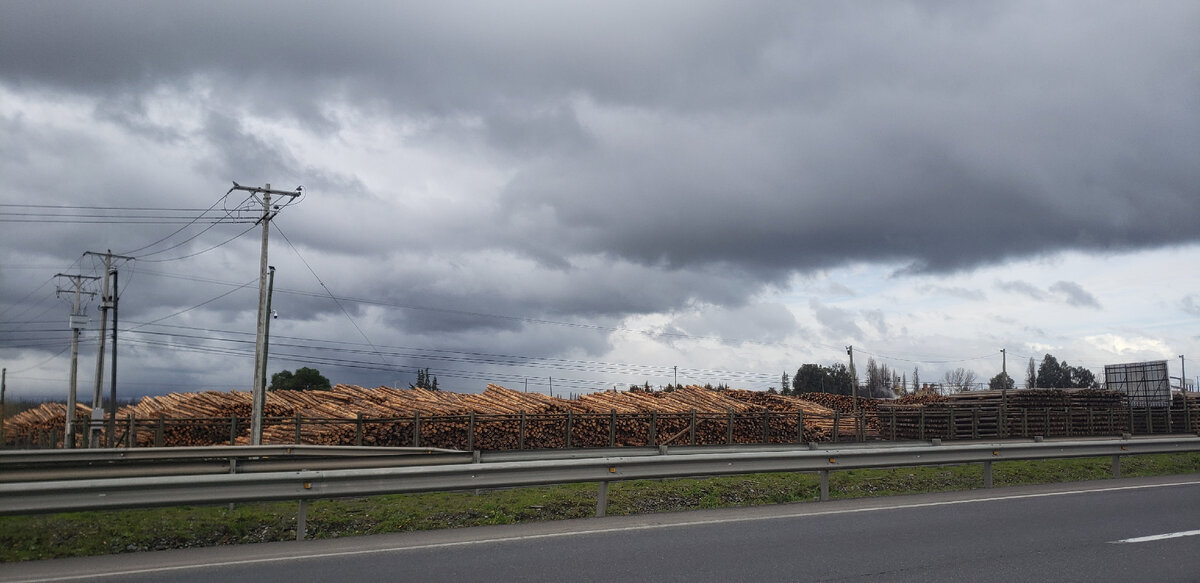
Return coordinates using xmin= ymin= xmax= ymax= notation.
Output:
xmin=4 ymin=474 xmax=1199 ymax=583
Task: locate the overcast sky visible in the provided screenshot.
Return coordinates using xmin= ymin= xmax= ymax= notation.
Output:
xmin=2 ymin=1 xmax=1198 ymax=401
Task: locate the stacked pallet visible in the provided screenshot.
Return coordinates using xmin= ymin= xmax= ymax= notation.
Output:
xmin=878 ymin=388 xmax=1129 ymax=439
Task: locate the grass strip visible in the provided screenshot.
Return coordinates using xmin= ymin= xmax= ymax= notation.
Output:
xmin=2 ymin=452 xmax=1197 ymax=562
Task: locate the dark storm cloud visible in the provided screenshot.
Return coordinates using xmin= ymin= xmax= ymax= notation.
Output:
xmin=3 ymin=1 xmax=1197 ymax=286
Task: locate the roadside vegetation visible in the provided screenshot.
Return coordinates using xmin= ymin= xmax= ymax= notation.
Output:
xmin=2 ymin=452 xmax=1197 ymax=562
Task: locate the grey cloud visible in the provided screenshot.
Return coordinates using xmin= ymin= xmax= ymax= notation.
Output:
xmin=864 ymin=310 xmax=888 ymax=335
xmin=1049 ymin=281 xmax=1101 ymax=309
xmin=810 ymin=299 xmax=863 ymax=340
xmin=1180 ymin=295 xmax=1200 ymax=317
xmin=997 ymin=280 xmax=1047 ymax=301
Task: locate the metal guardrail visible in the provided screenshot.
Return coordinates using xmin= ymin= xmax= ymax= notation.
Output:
xmin=0 ymin=445 xmax=472 ymax=483
xmin=2 ymin=436 xmax=1198 ymax=519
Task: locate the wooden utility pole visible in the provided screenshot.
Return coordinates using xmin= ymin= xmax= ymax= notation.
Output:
xmin=83 ymin=250 xmax=132 ymax=447
xmin=228 ymin=183 xmax=301 ymax=445
xmin=847 ymin=345 xmax=859 ymax=440
xmin=55 ymin=273 xmax=98 ymax=448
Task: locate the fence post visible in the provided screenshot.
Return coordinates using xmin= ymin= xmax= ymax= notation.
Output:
xmin=355 ymin=413 xmax=363 ymax=446
xmin=797 ymin=410 xmax=805 ymax=445
xmin=156 ymin=414 xmax=165 ymax=448
xmin=649 ymin=411 xmax=657 ymax=446
xmin=972 ymin=407 xmax=979 ymax=439
xmin=1022 ymin=408 xmax=1029 ymax=437
xmin=762 ymin=410 xmax=770 ymax=443
xmin=890 ymin=408 xmax=897 ymax=441
xmin=919 ymin=409 xmax=925 ymax=441
xmin=414 ymin=412 xmax=421 ymax=447
xmin=295 ymin=412 xmax=303 ymax=444
xmin=690 ymin=409 xmax=697 ymax=446
xmin=833 ymin=409 xmax=840 ymax=444
xmin=128 ymin=414 xmax=136 ymax=448
xmin=726 ymin=409 xmax=734 ymax=444
xmin=609 ymin=410 xmax=616 ymax=447
xmin=518 ymin=412 xmax=526 ymax=450
xmin=565 ymin=410 xmax=573 ymax=449
xmin=467 ymin=411 xmax=475 ymax=451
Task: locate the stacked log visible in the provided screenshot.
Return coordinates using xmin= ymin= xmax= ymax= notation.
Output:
xmin=2 ymin=403 xmax=92 ymax=447
xmin=721 ymin=390 xmax=846 ymax=441
xmin=792 ymin=392 xmax=882 ymax=436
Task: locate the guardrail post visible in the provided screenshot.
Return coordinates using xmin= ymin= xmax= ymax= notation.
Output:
xmin=596 ymin=481 xmax=609 ymax=517
xmin=1112 ymin=454 xmax=1121 ymax=478
xmin=355 ymin=413 xmax=363 ymax=446
xmin=983 ymin=460 xmax=993 ymax=488
xmin=467 ymin=411 xmax=475 ymax=451
xmin=819 ymin=470 xmax=830 ymax=501
xmin=297 ymin=499 xmax=307 ymax=541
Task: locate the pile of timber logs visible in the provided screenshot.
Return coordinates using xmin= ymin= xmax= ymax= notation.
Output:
xmin=791 ymin=392 xmax=882 ymax=435
xmin=2 ymin=403 xmax=92 ymax=447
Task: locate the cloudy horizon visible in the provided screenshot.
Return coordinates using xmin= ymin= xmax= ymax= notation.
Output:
xmin=2 ymin=1 xmax=1198 ymax=401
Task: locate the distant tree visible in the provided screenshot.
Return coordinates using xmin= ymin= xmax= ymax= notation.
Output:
xmin=793 ymin=364 xmax=827 ymax=393
xmin=1065 ymin=363 xmax=1099 ymax=388
xmin=912 ymin=367 xmax=920 ymax=394
xmin=766 ymin=387 xmax=779 ymax=395
xmin=901 ymin=373 xmax=908 ymax=395
xmin=1036 ymin=355 xmax=1068 ymax=388
xmin=988 ymin=372 xmax=1016 ymax=391
xmin=1026 ymin=357 xmax=1038 ymax=389
xmin=780 ymin=372 xmax=791 ymax=396
xmin=828 ymin=363 xmax=855 ymax=396
xmin=943 ymin=368 xmax=978 ymax=393
xmin=269 ymin=367 xmax=331 ymax=391
xmin=410 ymin=368 xmax=439 ymax=391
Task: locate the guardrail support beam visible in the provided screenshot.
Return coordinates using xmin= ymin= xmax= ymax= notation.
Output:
xmin=596 ymin=481 xmax=609 ymax=517
xmin=819 ymin=470 xmax=830 ymax=501
xmin=1112 ymin=454 xmax=1121 ymax=479
xmin=297 ymin=499 xmax=308 ymax=541
xmin=983 ymin=460 xmax=993 ymax=488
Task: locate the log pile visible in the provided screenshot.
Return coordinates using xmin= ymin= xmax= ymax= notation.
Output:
xmin=2 ymin=403 xmax=92 ymax=447
xmin=792 ymin=392 xmax=882 ymax=436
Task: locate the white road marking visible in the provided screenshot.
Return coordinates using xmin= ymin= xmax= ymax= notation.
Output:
xmin=9 ymin=478 xmax=1200 ymax=583
xmin=1111 ymin=529 xmax=1200 ymax=544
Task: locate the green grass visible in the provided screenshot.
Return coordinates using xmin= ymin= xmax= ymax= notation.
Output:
xmin=2 ymin=452 xmax=1197 ymax=563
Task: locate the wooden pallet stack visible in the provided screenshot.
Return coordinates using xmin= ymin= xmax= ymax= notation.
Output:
xmin=878 ymin=389 xmax=1130 ymax=439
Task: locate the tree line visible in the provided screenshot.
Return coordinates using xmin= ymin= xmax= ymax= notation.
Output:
xmin=773 ymin=352 xmax=1099 ymax=398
